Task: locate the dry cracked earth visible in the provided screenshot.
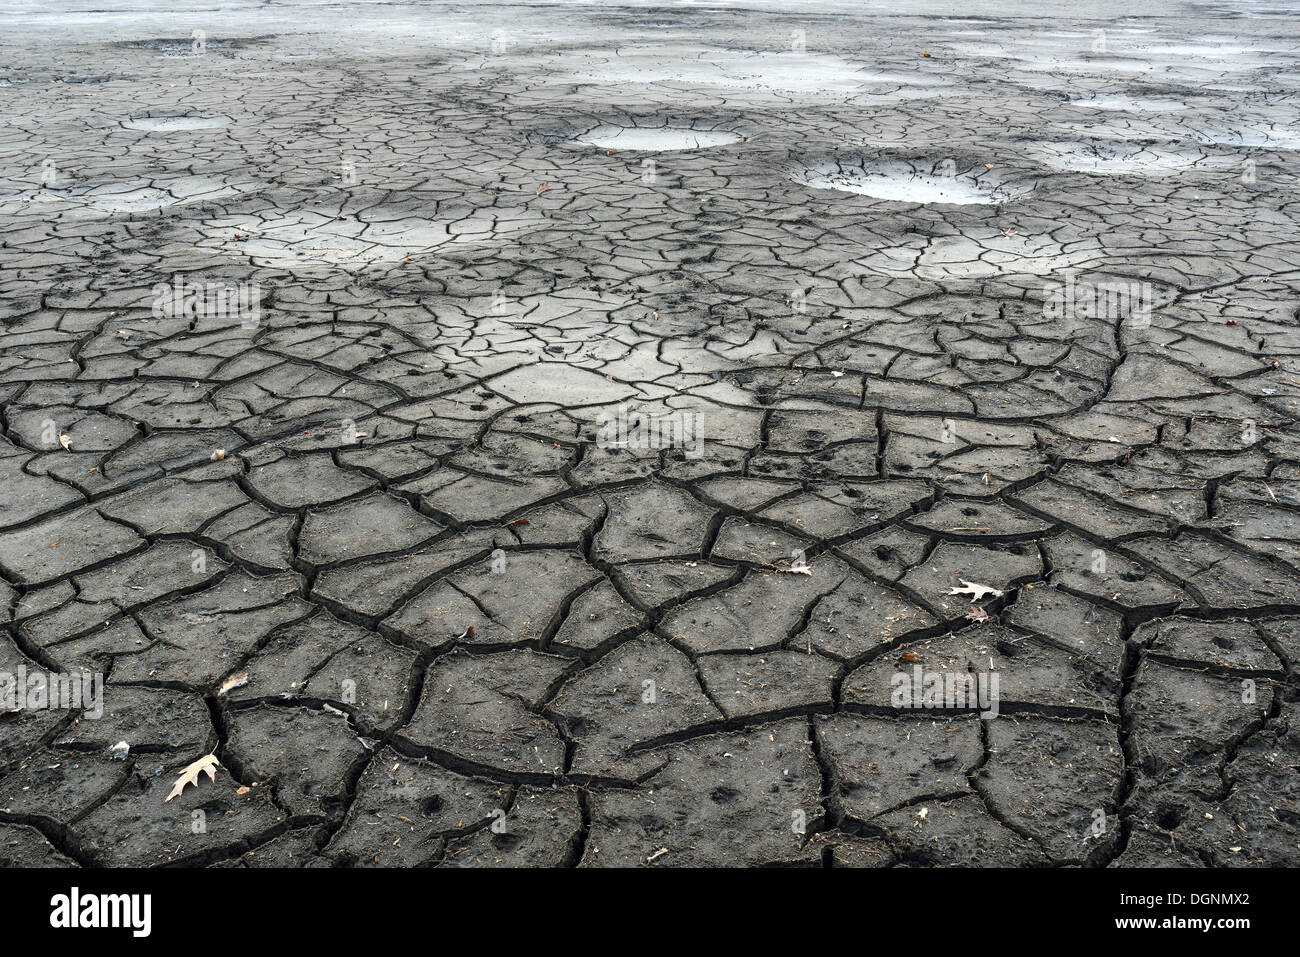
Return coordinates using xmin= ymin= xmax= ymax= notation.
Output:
xmin=1 ymin=0 xmax=1300 ymax=870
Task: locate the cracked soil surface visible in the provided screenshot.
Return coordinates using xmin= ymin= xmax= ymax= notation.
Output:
xmin=1 ymin=0 xmax=1299 ymax=868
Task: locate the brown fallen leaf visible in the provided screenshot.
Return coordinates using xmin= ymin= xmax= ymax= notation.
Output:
xmin=965 ymin=606 xmax=990 ymax=623
xmin=218 ymin=672 xmax=249 ymax=696
xmin=899 ymin=651 xmax=921 ymax=663
xmin=58 ymin=433 xmax=71 ymax=451
xmin=536 ymin=182 xmax=551 ymax=195
xmin=164 ymin=753 xmax=221 ymax=803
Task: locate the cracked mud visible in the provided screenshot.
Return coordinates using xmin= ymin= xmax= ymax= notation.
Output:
xmin=1 ymin=0 xmax=1299 ymax=869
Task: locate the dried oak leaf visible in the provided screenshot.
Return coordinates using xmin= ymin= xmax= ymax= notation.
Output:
xmin=164 ymin=753 xmax=221 ymax=803
xmin=946 ymin=580 xmax=1004 ymax=603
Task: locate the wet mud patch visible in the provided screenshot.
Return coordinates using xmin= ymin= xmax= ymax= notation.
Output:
xmin=523 ymin=113 xmax=748 ymax=151
xmin=200 ymin=202 xmax=541 ymax=270
xmin=545 ymin=44 xmax=873 ymax=97
xmin=851 ymin=69 xmax=956 ymax=102
xmin=1024 ymin=139 xmax=1231 ymax=175
xmin=60 ymin=74 xmax=128 ymax=85
xmin=1068 ymin=93 xmax=1189 ymax=111
xmin=1192 ymin=125 xmax=1300 ymax=150
xmin=109 ymin=35 xmax=277 ymax=55
xmin=2 ymin=173 xmax=257 ymax=217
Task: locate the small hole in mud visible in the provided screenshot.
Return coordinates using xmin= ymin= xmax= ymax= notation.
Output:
xmin=961 ymin=507 xmax=979 ymax=517
xmin=492 ymin=832 xmax=524 ymax=851
xmin=875 ymin=545 xmax=894 ymax=561
xmin=1156 ymin=807 xmax=1183 ymax=831
xmin=421 ymin=796 xmax=443 ymax=817
xmin=567 ymin=717 xmax=592 ymax=736
xmin=711 ymin=786 xmax=742 ymax=803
